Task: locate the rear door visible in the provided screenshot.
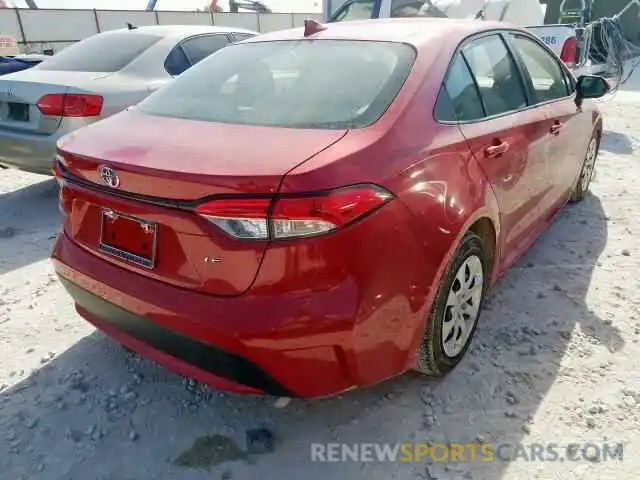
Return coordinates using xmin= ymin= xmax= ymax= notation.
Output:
xmin=506 ymin=32 xmax=587 ymax=207
xmin=449 ymin=33 xmax=553 ymax=268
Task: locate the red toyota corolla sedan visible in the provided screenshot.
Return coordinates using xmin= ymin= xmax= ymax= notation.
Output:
xmin=51 ymin=18 xmax=609 ymax=398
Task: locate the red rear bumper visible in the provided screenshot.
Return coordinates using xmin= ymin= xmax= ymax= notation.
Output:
xmin=53 ymin=232 xmax=361 ymax=397
xmin=52 ymin=195 xmax=434 ymax=398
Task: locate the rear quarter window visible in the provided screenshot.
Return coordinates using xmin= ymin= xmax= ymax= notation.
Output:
xmin=37 ymin=32 xmax=161 ymax=73
xmin=435 ymin=53 xmax=485 ymax=122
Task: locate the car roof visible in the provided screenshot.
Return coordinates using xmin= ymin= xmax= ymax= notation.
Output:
xmin=100 ymin=24 xmax=257 ymax=39
xmin=245 ymin=18 xmax=514 ymax=48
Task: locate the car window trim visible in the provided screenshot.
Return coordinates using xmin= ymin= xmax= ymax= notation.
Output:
xmin=432 ymin=28 xmax=578 ymax=126
xmin=434 ymin=30 xmax=529 ymax=124
xmin=504 ymin=32 xmax=574 ymax=107
xmin=498 ymin=32 xmax=537 ymax=107
xmin=461 ymin=33 xmax=531 ymax=119
xmin=458 ymin=50 xmax=489 ymax=118
xmin=436 ymin=51 xmax=487 ymax=122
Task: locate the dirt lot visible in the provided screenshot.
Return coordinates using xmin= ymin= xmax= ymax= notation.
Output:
xmin=1 ymin=80 xmax=640 ymax=480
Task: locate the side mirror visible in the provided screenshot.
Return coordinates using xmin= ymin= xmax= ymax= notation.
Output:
xmin=575 ymin=75 xmax=610 ymax=106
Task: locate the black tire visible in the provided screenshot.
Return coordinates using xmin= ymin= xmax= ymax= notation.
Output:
xmin=414 ymin=231 xmax=488 ymax=376
xmin=570 ymin=133 xmax=600 ymax=203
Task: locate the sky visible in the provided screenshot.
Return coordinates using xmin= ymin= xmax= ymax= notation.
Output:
xmin=9 ymin=0 xmax=322 ymax=11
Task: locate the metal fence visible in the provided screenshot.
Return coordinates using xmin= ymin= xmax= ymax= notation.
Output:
xmin=0 ymin=8 xmax=324 ymax=53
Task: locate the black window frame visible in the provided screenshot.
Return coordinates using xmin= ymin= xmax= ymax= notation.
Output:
xmin=164 ymin=33 xmax=235 ymax=77
xmin=462 ymin=33 xmax=531 ymax=118
xmin=434 ymin=30 xmax=529 ymax=124
xmin=433 ymin=28 xmax=579 ymax=125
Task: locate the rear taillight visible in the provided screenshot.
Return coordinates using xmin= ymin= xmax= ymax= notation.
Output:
xmin=560 ymin=36 xmax=577 ymax=67
xmin=37 ymin=93 xmax=103 ymax=117
xmin=195 ymin=185 xmax=393 ymax=240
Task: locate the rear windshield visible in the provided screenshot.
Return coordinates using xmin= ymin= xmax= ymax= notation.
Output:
xmin=137 ymin=40 xmax=416 ymax=129
xmin=37 ymin=31 xmax=161 ymax=73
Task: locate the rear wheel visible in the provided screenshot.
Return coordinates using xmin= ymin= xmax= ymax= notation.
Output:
xmin=570 ymin=134 xmax=599 ymax=203
xmin=415 ymin=232 xmax=487 ymax=376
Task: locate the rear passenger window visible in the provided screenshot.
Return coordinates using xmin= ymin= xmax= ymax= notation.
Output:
xmin=462 ymin=35 xmax=527 ymax=116
xmin=435 ymin=53 xmax=484 ymax=122
xmin=510 ymin=35 xmax=570 ymax=103
xmin=181 ymin=35 xmax=229 ymax=66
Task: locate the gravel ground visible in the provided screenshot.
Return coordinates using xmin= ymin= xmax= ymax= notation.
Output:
xmin=1 ymin=77 xmax=640 ymax=480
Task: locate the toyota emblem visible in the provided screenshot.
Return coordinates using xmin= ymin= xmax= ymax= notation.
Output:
xmin=98 ymin=165 xmax=120 ymax=188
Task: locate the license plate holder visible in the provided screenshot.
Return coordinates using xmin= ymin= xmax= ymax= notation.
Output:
xmin=8 ymin=102 xmax=29 ymax=122
xmin=99 ymin=209 xmax=157 ymax=269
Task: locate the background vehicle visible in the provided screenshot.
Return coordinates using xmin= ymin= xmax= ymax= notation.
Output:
xmin=0 ymin=54 xmax=48 ymax=76
xmin=0 ymin=25 xmax=257 ymax=175
xmin=326 ymin=0 xmax=582 ymax=66
xmin=52 ymin=18 xmax=608 ymax=398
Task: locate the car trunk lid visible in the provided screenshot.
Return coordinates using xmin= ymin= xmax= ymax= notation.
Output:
xmin=58 ymin=110 xmax=348 ymax=198
xmin=57 ymin=110 xmax=348 ymax=296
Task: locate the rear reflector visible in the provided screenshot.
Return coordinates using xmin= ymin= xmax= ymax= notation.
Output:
xmin=560 ymin=36 xmax=577 ymax=67
xmin=195 ymin=185 xmax=393 ymax=240
xmin=37 ymin=93 xmax=103 ymax=117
